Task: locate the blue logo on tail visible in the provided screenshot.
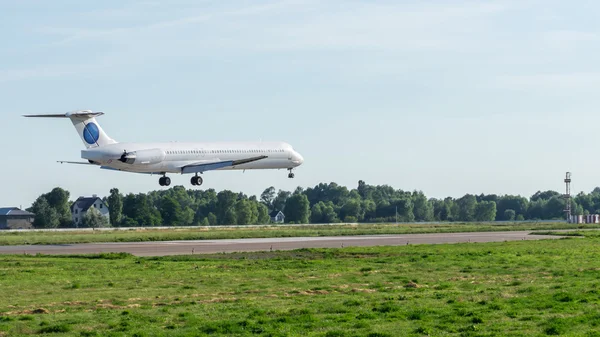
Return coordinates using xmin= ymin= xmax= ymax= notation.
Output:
xmin=83 ymin=123 xmax=100 ymax=145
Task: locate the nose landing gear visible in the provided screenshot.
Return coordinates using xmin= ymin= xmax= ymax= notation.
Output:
xmin=288 ymin=168 xmax=295 ymax=179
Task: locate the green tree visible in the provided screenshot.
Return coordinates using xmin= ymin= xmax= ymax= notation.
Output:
xmin=207 ymin=212 xmax=218 ymax=226
xmin=260 ymin=187 xmax=276 ymax=209
xmin=504 ymin=209 xmax=516 ymax=221
xmin=122 ymin=193 xmax=162 ymax=226
xmin=322 ymin=202 xmax=339 ymax=223
xmin=575 ymin=192 xmax=595 ymax=215
xmin=284 ymin=194 xmax=310 ymax=224
xmin=357 ymin=180 xmax=373 ymax=200
xmin=574 ymin=204 xmax=584 ymax=216
xmin=107 ymin=188 xmax=123 ymax=226
xmin=531 ymin=190 xmax=560 ymax=202
xmin=257 ymin=203 xmax=270 ymax=224
xmin=474 ymin=201 xmax=496 ymax=221
xmin=82 ymin=207 xmax=110 ymax=228
xmin=29 ymin=197 xmax=60 ymax=228
xmin=181 ymin=207 xmax=195 ymax=225
xmin=44 ymin=187 xmax=72 ymax=226
xmin=362 ymin=199 xmax=377 ymax=221
xmin=235 ymin=199 xmax=257 ymax=226
xmin=216 ymin=190 xmax=238 ymax=225
xmin=272 ymin=190 xmax=291 ymax=212
xmin=432 ymin=198 xmax=456 ymax=221
xmin=223 ymin=208 xmax=237 ymax=225
xmin=160 ymin=196 xmax=183 ymax=226
xmin=527 ymin=199 xmax=546 ymax=220
xmin=412 ymin=191 xmax=434 ymax=221
xmin=393 ymin=197 xmax=415 ymax=222
xmin=28 ymin=188 xmax=72 ymax=227
xmin=339 ymin=199 xmax=363 ymax=222
xmin=310 ymin=202 xmax=324 ymax=223
xmin=544 ymin=196 xmax=566 ymax=219
xmin=457 ymin=194 xmax=477 ymax=222
xmin=496 ymin=195 xmax=528 ymax=220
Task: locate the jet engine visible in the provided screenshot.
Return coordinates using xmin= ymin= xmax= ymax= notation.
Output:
xmin=119 ymin=148 xmax=165 ymax=165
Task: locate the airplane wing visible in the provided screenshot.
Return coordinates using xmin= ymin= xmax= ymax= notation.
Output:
xmin=180 ymin=155 xmax=268 ymax=174
xmin=57 ymin=161 xmax=98 ymax=165
xmin=100 ymin=166 xmax=161 ymax=175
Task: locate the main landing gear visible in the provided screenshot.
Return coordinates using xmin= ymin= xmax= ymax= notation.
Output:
xmin=191 ymin=175 xmax=203 ymax=186
xmin=159 ymin=176 xmax=171 ymax=187
xmin=288 ymin=168 xmax=295 ymax=179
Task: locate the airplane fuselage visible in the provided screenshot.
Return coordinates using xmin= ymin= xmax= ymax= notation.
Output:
xmin=82 ymin=141 xmax=304 ymax=174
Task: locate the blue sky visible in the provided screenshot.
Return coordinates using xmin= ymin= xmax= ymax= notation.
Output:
xmin=2 ymin=0 xmax=600 ymax=208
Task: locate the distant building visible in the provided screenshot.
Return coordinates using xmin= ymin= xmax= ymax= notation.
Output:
xmin=269 ymin=210 xmax=285 ymax=223
xmin=0 ymin=207 xmax=35 ymax=229
xmin=569 ymin=214 xmax=600 ymax=224
xmin=71 ymin=195 xmax=109 ymax=227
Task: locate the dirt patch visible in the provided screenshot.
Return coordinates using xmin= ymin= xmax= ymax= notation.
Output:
xmin=3 ymin=308 xmax=51 ymax=316
xmin=351 ymin=288 xmax=377 ymax=293
xmin=31 ymin=308 xmax=49 ymax=314
xmin=404 ymin=282 xmax=421 ymax=289
xmin=298 ymin=290 xmax=329 ymax=296
xmin=63 ymin=301 xmax=87 ymax=306
xmin=198 ymin=297 xmax=238 ymax=304
xmin=190 ymin=292 xmax=235 ymax=298
xmin=98 ymin=303 xmax=141 ymax=309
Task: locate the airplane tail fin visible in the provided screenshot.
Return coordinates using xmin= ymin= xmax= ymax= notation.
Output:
xmin=23 ymin=110 xmax=117 ymax=149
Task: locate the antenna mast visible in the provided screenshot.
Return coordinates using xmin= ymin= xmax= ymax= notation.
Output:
xmin=564 ymin=172 xmax=572 ymax=221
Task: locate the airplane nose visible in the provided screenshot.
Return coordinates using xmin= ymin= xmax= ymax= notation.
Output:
xmin=293 ymin=151 xmax=304 ymax=165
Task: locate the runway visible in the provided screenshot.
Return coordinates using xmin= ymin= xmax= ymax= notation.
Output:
xmin=0 ymin=231 xmax=566 ymax=257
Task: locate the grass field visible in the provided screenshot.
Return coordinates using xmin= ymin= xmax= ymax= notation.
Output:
xmin=1 ymin=231 xmax=600 ymax=336
xmin=1 ymin=222 xmax=598 ymax=246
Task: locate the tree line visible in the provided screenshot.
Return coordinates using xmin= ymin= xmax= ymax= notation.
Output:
xmin=26 ymin=180 xmax=600 ymax=228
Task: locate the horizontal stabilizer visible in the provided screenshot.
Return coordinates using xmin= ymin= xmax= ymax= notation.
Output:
xmin=181 ymin=155 xmax=268 ymax=174
xmin=24 ymin=114 xmax=71 ymax=118
xmin=24 ymin=111 xmax=104 ymax=119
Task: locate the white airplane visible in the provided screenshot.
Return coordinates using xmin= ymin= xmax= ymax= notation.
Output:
xmin=24 ymin=110 xmax=304 ymax=186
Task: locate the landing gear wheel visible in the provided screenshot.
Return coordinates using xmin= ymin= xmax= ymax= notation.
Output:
xmin=191 ymin=176 xmax=204 ymax=186
xmin=288 ymin=172 xmax=295 ymax=179
xmin=159 ymin=176 xmax=171 ymax=186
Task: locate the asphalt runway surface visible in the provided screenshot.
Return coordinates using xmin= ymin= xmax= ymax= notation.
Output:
xmin=0 ymin=231 xmax=566 ymax=257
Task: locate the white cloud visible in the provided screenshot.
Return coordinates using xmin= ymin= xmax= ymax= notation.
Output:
xmin=37 ymin=0 xmax=513 ymax=51
xmin=542 ymin=30 xmax=598 ymax=50
xmin=496 ymin=72 xmax=600 ymax=91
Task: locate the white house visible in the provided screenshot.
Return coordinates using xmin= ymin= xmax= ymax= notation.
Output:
xmin=269 ymin=210 xmax=285 ymax=223
xmin=71 ymin=195 xmax=110 ymax=226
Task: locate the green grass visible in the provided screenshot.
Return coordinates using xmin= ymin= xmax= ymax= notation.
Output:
xmin=0 ymin=222 xmax=597 ymax=246
xmin=1 ymin=232 xmax=600 ymax=336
